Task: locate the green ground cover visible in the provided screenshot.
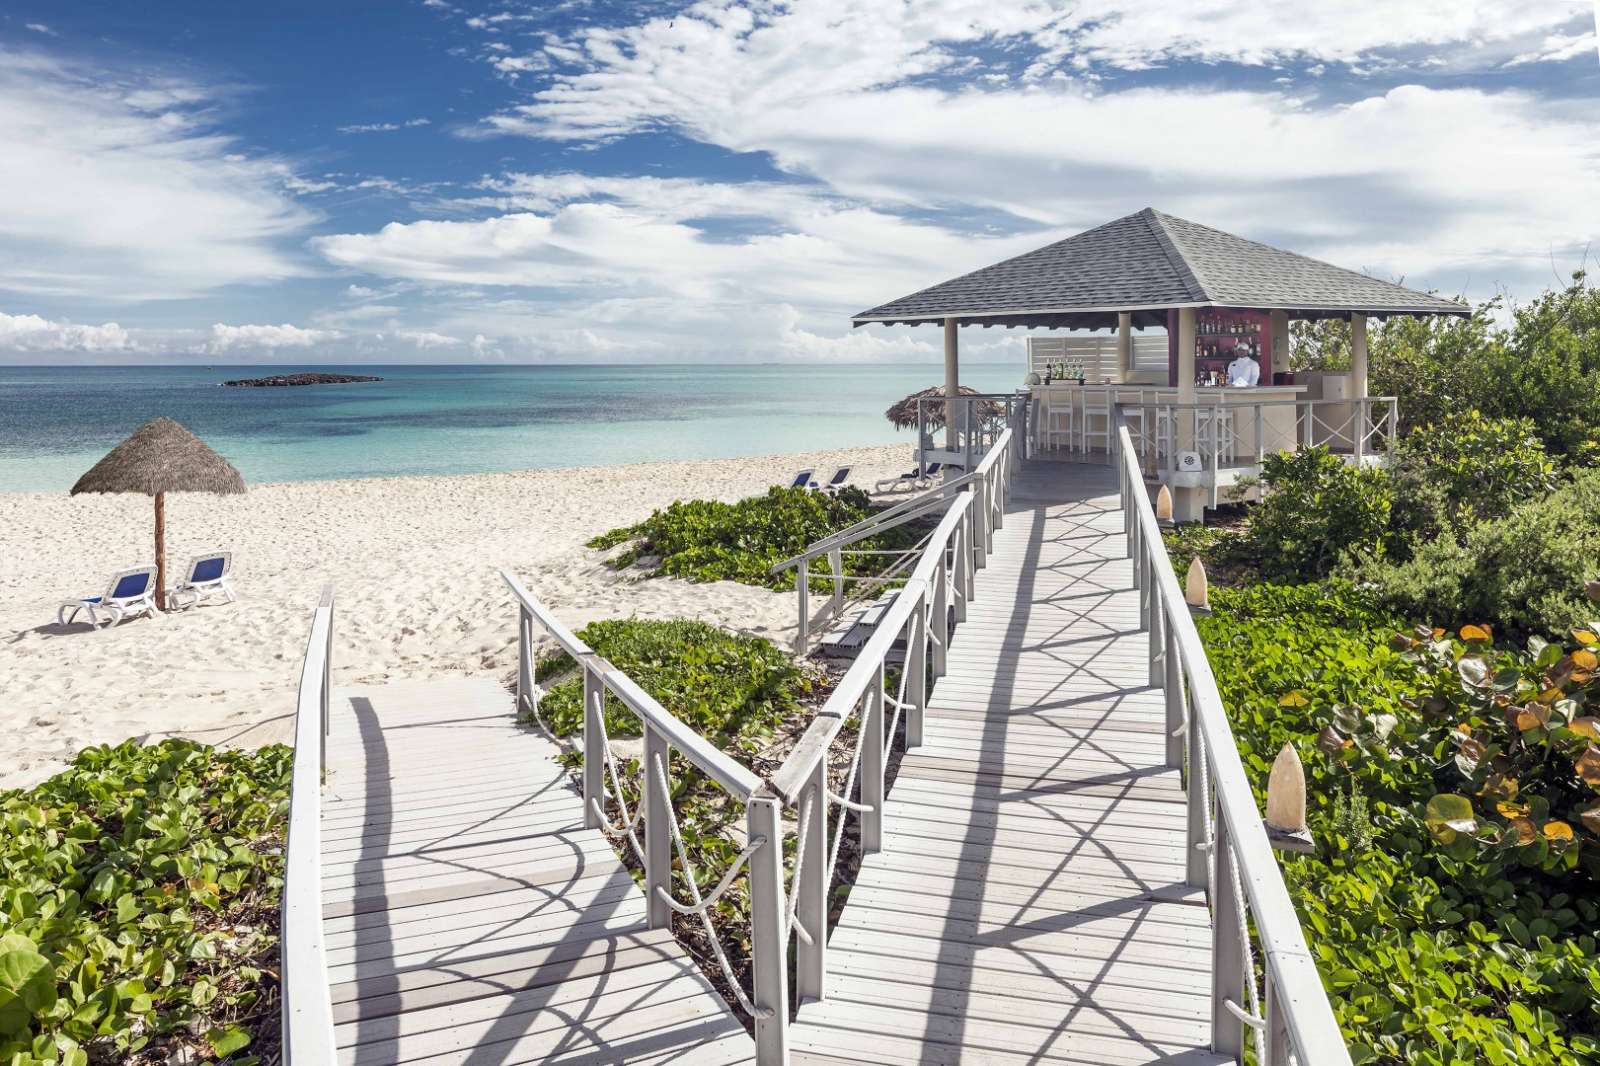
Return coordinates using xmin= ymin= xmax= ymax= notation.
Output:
xmin=0 ymin=740 xmax=290 ymax=1066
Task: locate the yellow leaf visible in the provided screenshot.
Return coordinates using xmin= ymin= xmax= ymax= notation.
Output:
xmin=1570 ymin=717 xmax=1600 ymax=739
xmin=1432 ymin=628 xmax=1446 ymax=640
xmin=1544 ymin=820 xmax=1574 ymax=842
xmin=1573 ymin=630 xmax=1599 ymax=646
xmin=1508 ymin=817 xmax=1537 ymax=844
xmin=1497 ymin=800 xmax=1529 ymax=817
xmin=1279 ymin=690 xmax=1309 ymax=708
xmin=1574 ymin=649 xmax=1599 ymax=671
xmin=1539 ymin=686 xmax=1564 ymax=705
xmin=1460 ymin=624 xmax=1492 ymax=642
xmin=1576 ymin=747 xmax=1600 ymax=787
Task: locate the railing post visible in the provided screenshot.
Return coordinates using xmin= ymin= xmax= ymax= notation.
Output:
xmin=794 ymin=765 xmax=829 ymax=1006
xmin=1354 ymin=400 xmax=1367 ymax=464
xmin=931 ymin=561 xmax=949 ymax=678
xmin=828 ymin=547 xmax=844 ymax=613
xmin=795 ymin=558 xmax=809 ymax=654
xmin=907 ymin=595 xmax=928 ymax=749
xmin=582 ymin=663 xmax=604 ymax=831
xmin=1254 ymin=404 xmax=1265 ymax=465
xmin=1211 ymin=811 xmax=1246 ymax=1060
xmin=642 ymin=723 xmax=672 ymax=929
xmin=1148 ymin=582 xmax=1164 ymax=688
xmin=953 ymin=518 xmax=970 ymax=622
xmin=1387 ymin=398 xmax=1398 ymax=452
xmin=1163 ymin=612 xmax=1183 ymax=768
xmin=1265 ymin=974 xmax=1292 ymax=1066
xmin=517 ymin=604 xmax=533 ymax=714
xmin=747 ymin=794 xmax=790 ymax=1062
xmin=973 ymin=477 xmax=989 ymax=571
xmin=1186 ymin=717 xmax=1209 ymax=888
xmin=862 ymin=671 xmax=886 ymax=854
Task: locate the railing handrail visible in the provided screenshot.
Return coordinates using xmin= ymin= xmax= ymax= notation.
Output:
xmin=767 ymin=494 xmax=972 ymax=804
xmin=280 ymin=587 xmax=337 ymax=1065
xmin=767 ymin=482 xmax=970 ymax=575
xmin=1113 ymin=394 xmax=1396 ymax=411
xmin=1114 ymin=425 xmax=1351 ymax=1062
xmin=500 ymin=569 xmax=764 ymax=801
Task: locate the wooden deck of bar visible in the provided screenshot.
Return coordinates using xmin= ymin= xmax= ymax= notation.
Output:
xmin=790 ymin=461 xmax=1229 ymax=1066
xmin=319 ymin=676 xmax=755 ymax=1065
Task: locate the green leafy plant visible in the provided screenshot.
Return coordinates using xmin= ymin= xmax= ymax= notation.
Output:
xmin=0 ymin=740 xmax=291 ymax=1065
xmin=533 ymin=617 xmax=806 ymax=748
xmin=1388 ymin=411 xmax=1558 ymax=540
xmin=1238 ymin=447 xmax=1393 ymax=580
xmin=588 ymin=485 xmax=925 ymax=590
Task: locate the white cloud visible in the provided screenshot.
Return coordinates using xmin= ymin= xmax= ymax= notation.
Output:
xmin=389 ymin=328 xmax=463 ymax=348
xmin=0 ymin=51 xmax=314 ymax=301
xmin=0 ymin=310 xmax=131 ymax=351
xmin=207 ymin=322 xmax=340 ymax=353
xmin=337 ymin=117 xmax=432 ymax=133
xmin=24 ymin=23 xmax=55 ymax=35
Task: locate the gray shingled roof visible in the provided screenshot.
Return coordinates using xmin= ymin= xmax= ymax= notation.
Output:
xmin=853 ymin=208 xmax=1467 ymax=328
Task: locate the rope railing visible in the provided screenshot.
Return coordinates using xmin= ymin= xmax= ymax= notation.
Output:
xmin=280 ymin=588 xmax=337 ymax=1065
xmin=1113 ymin=424 xmax=1353 ymax=1065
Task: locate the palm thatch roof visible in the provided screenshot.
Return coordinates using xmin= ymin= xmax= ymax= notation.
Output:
xmin=71 ymin=417 xmax=245 ymax=496
xmin=885 ymin=386 xmax=1004 ymax=430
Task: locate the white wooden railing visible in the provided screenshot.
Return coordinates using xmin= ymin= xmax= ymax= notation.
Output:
xmin=914 ymin=391 xmax=1028 ymax=473
xmin=1115 ymin=425 xmax=1352 ymax=1064
xmin=280 ymin=587 xmax=337 ymax=1064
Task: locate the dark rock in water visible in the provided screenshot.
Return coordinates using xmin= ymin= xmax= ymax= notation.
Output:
xmin=222 ymin=373 xmax=383 ymax=387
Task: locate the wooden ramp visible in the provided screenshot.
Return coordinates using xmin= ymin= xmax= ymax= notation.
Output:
xmin=791 ymin=463 xmax=1230 ymax=1066
xmin=320 ymin=676 xmax=755 ymax=1065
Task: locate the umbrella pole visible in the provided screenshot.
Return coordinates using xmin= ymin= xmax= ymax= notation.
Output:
xmin=154 ymin=491 xmax=166 ymax=611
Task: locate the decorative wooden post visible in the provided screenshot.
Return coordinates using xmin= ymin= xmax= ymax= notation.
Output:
xmin=642 ymin=723 xmax=672 ymax=928
xmin=794 ymin=765 xmax=829 ymax=1006
xmin=154 ymin=491 xmax=167 ymax=610
xmin=747 ymin=794 xmax=790 ymax=1060
xmin=582 ymin=663 xmax=604 ymax=830
xmin=861 ymin=665 xmax=886 ymax=854
xmin=1185 ymin=557 xmax=1210 ymax=611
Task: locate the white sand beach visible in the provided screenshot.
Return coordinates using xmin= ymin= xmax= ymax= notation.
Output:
xmin=0 ymin=444 xmax=910 ymax=791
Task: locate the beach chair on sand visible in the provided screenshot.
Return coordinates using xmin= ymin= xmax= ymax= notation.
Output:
xmin=57 ymin=566 xmax=160 ymax=630
xmin=816 ymin=467 xmax=852 ymax=493
xmin=787 ymin=469 xmax=814 ymax=489
xmin=170 ymin=551 xmax=235 ymax=610
xmin=875 ymin=461 xmax=942 ymax=492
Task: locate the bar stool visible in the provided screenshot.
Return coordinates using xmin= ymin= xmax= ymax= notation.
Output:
xmin=1080 ymin=389 xmax=1112 ymax=456
xmin=1039 ymin=391 xmax=1074 ymax=452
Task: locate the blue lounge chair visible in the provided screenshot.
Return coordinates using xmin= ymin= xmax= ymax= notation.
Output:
xmin=57 ymin=566 xmax=160 ymax=630
xmin=875 ymin=461 xmax=942 ymax=492
xmin=787 ymin=469 xmax=814 ymax=489
xmin=170 ymin=551 xmax=235 ymax=610
xmin=816 ymin=467 xmax=852 ymax=493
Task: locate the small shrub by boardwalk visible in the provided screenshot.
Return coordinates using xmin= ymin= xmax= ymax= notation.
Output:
xmin=0 ymin=740 xmax=290 ymax=1066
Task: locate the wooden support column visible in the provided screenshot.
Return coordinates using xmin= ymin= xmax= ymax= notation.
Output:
xmin=1116 ymin=312 xmax=1132 ymax=380
xmin=1350 ymin=313 xmax=1369 ymax=398
xmin=943 ymin=316 xmax=960 ymax=453
xmin=1270 ymin=310 xmax=1290 ymax=379
xmin=1174 ymin=307 xmax=1205 ymax=523
xmin=154 ymin=491 xmax=167 ymax=611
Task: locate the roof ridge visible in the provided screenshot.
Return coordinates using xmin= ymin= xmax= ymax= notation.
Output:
xmin=1143 ymin=208 xmax=1211 ymax=304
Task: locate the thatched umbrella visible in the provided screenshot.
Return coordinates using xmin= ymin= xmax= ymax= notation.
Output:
xmin=72 ymin=418 xmax=245 ymax=610
xmin=884 ymin=385 xmax=1003 ymax=431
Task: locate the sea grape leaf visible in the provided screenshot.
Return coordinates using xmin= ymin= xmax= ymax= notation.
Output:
xmin=1424 ymin=794 xmax=1478 ymax=843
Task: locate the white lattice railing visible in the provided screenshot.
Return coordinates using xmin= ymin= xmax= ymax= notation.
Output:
xmin=1115 ymin=424 xmax=1353 ymax=1064
xmin=502 ymin=427 xmax=1017 ymax=1063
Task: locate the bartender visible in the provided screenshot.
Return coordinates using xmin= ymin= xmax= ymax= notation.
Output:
xmin=1227 ymin=351 xmax=1260 ymax=387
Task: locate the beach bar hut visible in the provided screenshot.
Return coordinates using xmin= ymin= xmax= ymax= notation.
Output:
xmin=72 ymin=417 xmax=245 ymax=610
xmin=852 ymin=207 xmax=1468 ymax=519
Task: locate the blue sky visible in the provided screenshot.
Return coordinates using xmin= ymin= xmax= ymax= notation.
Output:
xmin=1 ymin=0 xmax=1596 ymax=363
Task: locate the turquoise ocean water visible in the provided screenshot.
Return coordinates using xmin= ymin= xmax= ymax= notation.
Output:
xmin=0 ymin=364 xmax=1022 ymax=492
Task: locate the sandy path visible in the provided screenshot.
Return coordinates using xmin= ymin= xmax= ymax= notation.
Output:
xmin=0 ymin=444 xmax=912 ymax=790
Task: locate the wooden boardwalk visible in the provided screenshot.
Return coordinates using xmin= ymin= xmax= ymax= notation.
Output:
xmin=790 ymin=462 xmax=1228 ymax=1066
xmin=320 ymin=676 xmax=755 ymax=1065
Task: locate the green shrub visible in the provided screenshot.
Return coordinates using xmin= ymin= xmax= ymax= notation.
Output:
xmin=1199 ymin=585 xmax=1600 ymax=1064
xmin=1240 ymin=447 xmax=1392 ymax=580
xmin=1389 ymin=411 xmax=1558 ymax=539
xmin=533 ymin=617 xmax=806 ymax=748
xmin=0 ymin=740 xmax=290 ymax=1065
xmin=1350 ymin=469 xmax=1600 ymax=640
xmin=588 ymin=485 xmax=924 ymax=590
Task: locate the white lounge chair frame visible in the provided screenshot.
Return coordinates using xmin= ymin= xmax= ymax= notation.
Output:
xmin=58 ymin=565 xmax=161 ymax=630
xmin=874 ymin=461 xmax=941 ymax=492
xmin=170 ymin=550 xmax=236 ymax=610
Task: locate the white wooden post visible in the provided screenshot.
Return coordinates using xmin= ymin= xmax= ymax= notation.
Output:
xmin=747 ymin=794 xmax=790 ymax=1061
xmin=582 ymin=664 xmax=604 ymax=831
xmin=517 ymin=604 xmax=533 ymax=713
xmin=1163 ymin=613 xmax=1183 ymax=769
xmin=795 ymin=559 xmax=809 ymax=653
xmin=642 ymin=723 xmax=672 ymax=929
xmin=973 ymin=477 xmax=988 ymax=571
xmin=1148 ymin=581 xmax=1165 ymax=688
xmin=1186 ymin=714 xmax=1209 ymax=888
xmin=907 ymin=598 xmax=928 ymax=749
xmin=1266 ymin=976 xmax=1292 ymax=1066
xmin=1254 ymin=404 xmax=1265 ymax=465
xmin=1211 ymin=811 xmax=1246 ymax=1059
xmin=943 ymin=317 xmax=959 ymax=453
xmin=862 ymin=671 xmax=886 ymax=854
xmin=828 ymin=548 xmax=843 ymax=613
xmin=794 ymin=765 xmax=829 ymax=1006
xmin=953 ymin=519 xmax=969 ymax=622
xmin=931 ymin=562 xmax=949 ymax=679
